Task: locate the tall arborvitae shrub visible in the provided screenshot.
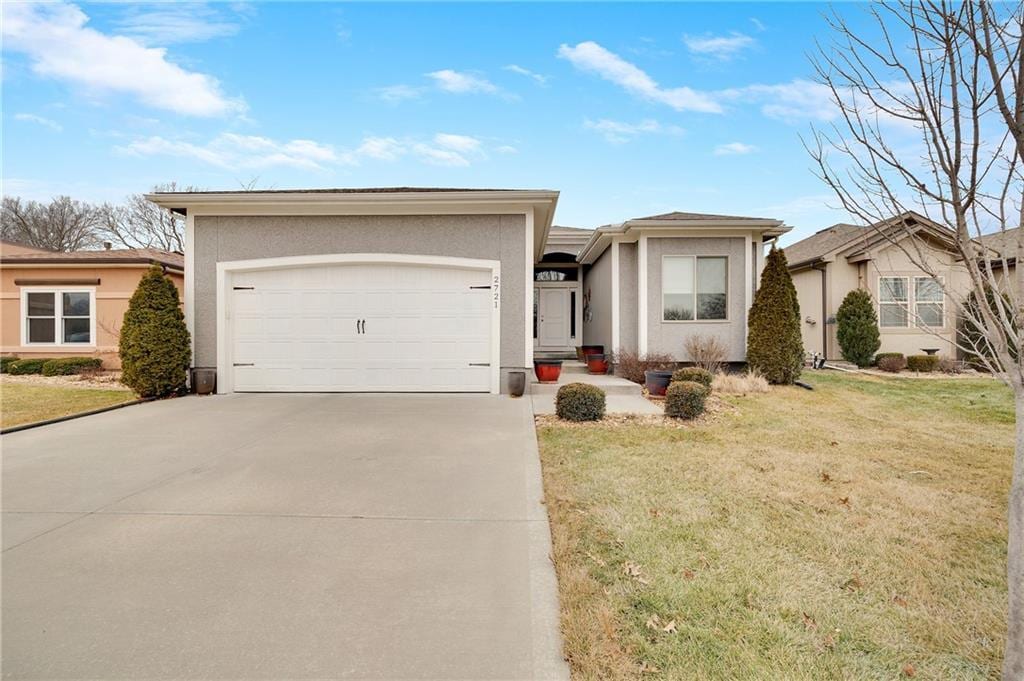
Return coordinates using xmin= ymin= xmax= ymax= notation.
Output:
xmin=746 ymin=246 xmax=804 ymax=384
xmin=119 ymin=265 xmax=191 ymax=397
xmin=835 ymin=289 xmax=881 ymax=367
xmin=961 ymin=287 xmax=1018 ymax=369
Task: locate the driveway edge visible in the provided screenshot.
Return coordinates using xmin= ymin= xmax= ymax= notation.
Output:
xmin=0 ymin=397 xmax=153 ymax=435
xmin=520 ymin=397 xmax=571 ymax=680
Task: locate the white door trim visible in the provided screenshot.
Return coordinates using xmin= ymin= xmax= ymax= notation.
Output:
xmin=216 ymin=253 xmax=501 ymax=395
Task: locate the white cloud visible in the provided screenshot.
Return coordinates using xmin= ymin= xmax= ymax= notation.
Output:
xmin=750 ymin=18 xmax=767 ymax=32
xmin=374 ymin=84 xmax=424 ymax=103
xmin=119 ymin=133 xmax=341 ymax=170
xmin=113 ymin=3 xmax=242 ymax=45
xmin=2 ymin=2 xmax=243 ymax=117
xmin=426 ymin=69 xmax=498 ymax=94
xmin=495 ymin=145 xmax=518 ymax=154
xmin=721 ymin=79 xmax=838 ymax=122
xmin=683 ymin=32 xmax=756 ymax=60
xmin=714 ymin=142 xmax=757 ymax=156
xmin=14 ymin=113 xmax=62 ymax=132
xmin=557 ymin=41 xmax=721 ymax=113
xmin=119 ymin=131 xmax=498 ymax=170
xmin=583 ymin=118 xmax=683 ymax=144
xmin=504 ymin=64 xmax=547 ymax=85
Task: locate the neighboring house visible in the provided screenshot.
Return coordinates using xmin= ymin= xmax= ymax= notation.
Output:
xmin=0 ymin=243 xmax=184 ymax=367
xmin=148 ymin=188 xmax=788 ymax=395
xmin=785 ymin=211 xmax=970 ymax=359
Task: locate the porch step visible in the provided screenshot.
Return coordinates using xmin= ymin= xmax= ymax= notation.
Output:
xmin=531 ymin=362 xmax=643 ymax=396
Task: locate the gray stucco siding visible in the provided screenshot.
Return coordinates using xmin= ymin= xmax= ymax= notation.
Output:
xmin=645 ymin=236 xmax=748 ymax=361
xmin=618 ymin=243 xmax=638 ymax=354
xmin=192 ymin=214 xmax=527 ymax=389
xmin=581 ymin=247 xmax=613 ymax=353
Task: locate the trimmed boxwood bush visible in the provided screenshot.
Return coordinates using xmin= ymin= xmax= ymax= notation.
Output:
xmin=665 ymin=381 xmax=709 ymax=419
xmin=8 ymin=358 xmax=48 ymax=375
xmin=120 ymin=265 xmax=191 ymax=397
xmin=873 ymin=352 xmax=905 ymax=366
xmin=41 ymin=357 xmax=103 ymax=376
xmin=555 ymin=383 xmax=606 ymax=422
xmin=877 ymin=355 xmax=907 ymax=373
xmin=0 ymin=356 xmax=18 ymax=373
xmin=906 ymin=354 xmax=940 ymax=372
xmin=671 ymin=367 xmax=712 ymax=389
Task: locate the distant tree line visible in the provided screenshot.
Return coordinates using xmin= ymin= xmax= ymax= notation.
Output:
xmin=0 ymin=182 xmax=192 ymax=253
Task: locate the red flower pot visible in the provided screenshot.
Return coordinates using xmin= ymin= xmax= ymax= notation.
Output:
xmin=587 ymin=354 xmax=608 ymax=375
xmin=580 ymin=345 xmax=604 ymax=361
xmin=534 ymin=360 xmax=563 ymax=383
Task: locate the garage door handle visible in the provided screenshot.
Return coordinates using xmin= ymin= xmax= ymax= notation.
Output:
xmin=233 ymin=363 xmax=254 ymax=367
xmin=468 ymin=362 xmax=490 ymax=367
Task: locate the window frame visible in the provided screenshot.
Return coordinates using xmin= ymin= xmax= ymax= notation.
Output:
xmin=660 ymin=254 xmax=730 ymax=323
xmin=20 ymin=287 xmax=97 ymax=347
xmin=878 ymin=276 xmax=910 ymax=328
xmin=913 ymin=275 xmax=945 ymax=329
xmin=877 ymin=275 xmax=946 ymax=330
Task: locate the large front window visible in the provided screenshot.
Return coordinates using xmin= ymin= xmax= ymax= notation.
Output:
xmin=23 ymin=289 xmax=93 ymax=345
xmin=879 ymin=276 xmax=944 ymax=328
xmin=662 ymin=256 xmax=728 ymax=321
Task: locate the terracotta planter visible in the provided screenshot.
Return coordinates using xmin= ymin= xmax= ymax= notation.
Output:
xmin=586 ymin=353 xmax=609 ymax=375
xmin=580 ymin=345 xmax=604 ymax=361
xmin=534 ymin=359 xmax=563 ymax=384
xmin=644 ymin=370 xmax=673 ymax=396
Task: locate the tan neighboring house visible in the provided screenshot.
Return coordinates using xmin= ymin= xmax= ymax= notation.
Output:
xmin=784 ymin=211 xmax=971 ymax=360
xmin=0 ymin=241 xmax=184 ymax=368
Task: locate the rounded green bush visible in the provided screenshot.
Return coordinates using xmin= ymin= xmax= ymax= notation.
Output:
xmin=665 ymin=381 xmax=708 ymax=419
xmin=671 ymin=367 xmax=712 ymax=389
xmin=906 ymin=354 xmax=940 ymax=372
xmin=873 ymin=352 xmax=905 ymax=366
xmin=555 ymin=382 xmax=606 ymax=422
xmin=0 ymin=356 xmax=19 ymax=374
xmin=836 ymin=289 xmax=881 ymax=367
xmin=119 ymin=265 xmax=191 ymax=398
xmin=8 ymin=358 xmax=47 ymax=375
xmin=41 ymin=357 xmax=103 ymax=376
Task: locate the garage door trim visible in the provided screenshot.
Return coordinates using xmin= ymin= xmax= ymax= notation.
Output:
xmin=216 ymin=253 xmax=501 ymax=394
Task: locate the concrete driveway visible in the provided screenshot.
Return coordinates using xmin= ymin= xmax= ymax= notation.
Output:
xmin=2 ymin=394 xmax=567 ymax=680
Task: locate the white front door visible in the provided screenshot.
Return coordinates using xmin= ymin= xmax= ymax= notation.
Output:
xmin=538 ymin=288 xmax=570 ymax=348
xmin=229 ymin=262 xmax=493 ymax=392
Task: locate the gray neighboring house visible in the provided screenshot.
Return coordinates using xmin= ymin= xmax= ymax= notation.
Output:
xmin=147 ymin=189 xmax=788 ymax=394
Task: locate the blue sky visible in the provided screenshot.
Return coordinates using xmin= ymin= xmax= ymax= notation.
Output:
xmin=1 ymin=2 xmax=882 ymax=245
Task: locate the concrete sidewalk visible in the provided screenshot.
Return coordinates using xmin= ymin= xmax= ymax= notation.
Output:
xmin=2 ymin=394 xmax=568 ymax=680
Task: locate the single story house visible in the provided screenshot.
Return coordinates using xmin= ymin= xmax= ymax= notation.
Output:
xmin=146 ymin=188 xmax=788 ymax=395
xmin=784 ymin=211 xmax=970 ymax=359
xmin=0 ymin=242 xmax=184 ymax=367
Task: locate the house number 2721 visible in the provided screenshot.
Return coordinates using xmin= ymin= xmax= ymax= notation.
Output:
xmin=493 ymin=275 xmax=500 ymax=309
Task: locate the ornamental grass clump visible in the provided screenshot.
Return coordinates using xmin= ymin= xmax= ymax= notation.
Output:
xmin=664 ymin=381 xmax=709 ymax=419
xmin=555 ymin=383 xmax=606 ymax=422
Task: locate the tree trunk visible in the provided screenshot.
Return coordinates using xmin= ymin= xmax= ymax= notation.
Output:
xmin=1006 ymin=394 xmax=1024 ymax=679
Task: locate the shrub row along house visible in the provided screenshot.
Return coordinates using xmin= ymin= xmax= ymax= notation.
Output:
xmin=0 ymin=240 xmax=183 ymax=368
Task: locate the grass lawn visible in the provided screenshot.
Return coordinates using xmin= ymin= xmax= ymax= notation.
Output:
xmin=537 ymin=371 xmax=1012 ymax=680
xmin=1 ymin=381 xmax=136 ymax=429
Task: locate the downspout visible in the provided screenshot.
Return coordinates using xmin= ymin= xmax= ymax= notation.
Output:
xmin=812 ymin=262 xmax=828 ymax=359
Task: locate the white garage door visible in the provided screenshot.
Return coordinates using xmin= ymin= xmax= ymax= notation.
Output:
xmin=229 ymin=262 xmax=494 ymax=392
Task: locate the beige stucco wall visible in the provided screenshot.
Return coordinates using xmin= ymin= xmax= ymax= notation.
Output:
xmin=645 ymin=237 xmax=748 ymax=361
xmin=193 ymin=214 xmax=527 ymax=391
xmin=618 ymin=243 xmax=638 ymax=354
xmin=792 ymin=267 xmax=825 ymax=356
xmin=0 ymin=265 xmax=184 ymax=368
xmin=582 ymin=246 xmax=613 ymax=353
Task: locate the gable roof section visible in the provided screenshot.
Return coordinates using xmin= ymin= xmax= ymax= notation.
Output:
xmin=0 ymin=248 xmax=184 ymax=271
xmin=783 ymin=223 xmax=867 ymax=268
xmin=633 ymin=210 xmax=778 ymax=222
xmin=1 ymin=239 xmax=56 ymax=255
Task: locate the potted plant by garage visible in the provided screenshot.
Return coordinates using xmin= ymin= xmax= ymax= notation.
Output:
xmin=534 ymin=359 xmax=563 ymax=383
xmin=644 ymin=369 xmax=674 ymax=397
xmin=586 ymin=353 xmax=609 ymax=375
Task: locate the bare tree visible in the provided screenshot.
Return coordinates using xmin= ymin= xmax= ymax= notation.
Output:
xmin=1 ymin=196 xmax=101 ymax=251
xmin=99 ymin=182 xmax=193 ymax=253
xmin=807 ymin=2 xmax=1023 ymax=676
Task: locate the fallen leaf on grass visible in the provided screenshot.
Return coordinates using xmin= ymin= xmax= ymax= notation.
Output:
xmin=661 ymin=619 xmax=677 ymax=634
xmin=820 ymin=471 xmax=833 ymax=483
xmin=682 ymin=568 xmax=696 ymax=580
xmin=585 ymin=551 xmax=606 ymax=567
xmin=638 ymin=661 xmax=662 ymax=674
xmin=841 ymin=574 xmax=863 ymax=591
xmin=821 ymin=633 xmax=836 ymax=650
xmin=902 ymin=663 xmax=916 ymax=677
xmin=837 ymin=496 xmax=850 ymax=507
xmin=893 ymin=594 xmax=908 ymax=607
xmin=802 ymin=612 xmax=818 ymax=631
xmin=624 ymin=561 xmax=649 ymax=584
xmin=649 ymin=508 xmax=662 ymax=518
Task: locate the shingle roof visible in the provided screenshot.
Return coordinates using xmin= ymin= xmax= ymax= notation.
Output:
xmin=783 ymin=223 xmax=871 ymax=267
xmin=978 ymin=227 xmax=1020 ymax=259
xmin=633 ymin=210 xmax=777 ymax=222
xmin=0 ymin=248 xmax=184 ymax=270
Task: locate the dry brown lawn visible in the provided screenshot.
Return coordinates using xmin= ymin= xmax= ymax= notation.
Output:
xmin=537 ymin=371 xmax=1011 ymax=680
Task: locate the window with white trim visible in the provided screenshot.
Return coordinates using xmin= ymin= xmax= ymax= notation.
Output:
xmin=878 ymin=277 xmax=908 ymax=327
xmin=662 ymin=256 xmax=728 ymax=321
xmin=23 ymin=289 xmax=93 ymax=345
xmin=914 ymin=277 xmax=944 ymax=327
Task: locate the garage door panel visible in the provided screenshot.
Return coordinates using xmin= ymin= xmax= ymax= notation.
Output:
xmin=230 ymin=262 xmax=494 ymax=392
